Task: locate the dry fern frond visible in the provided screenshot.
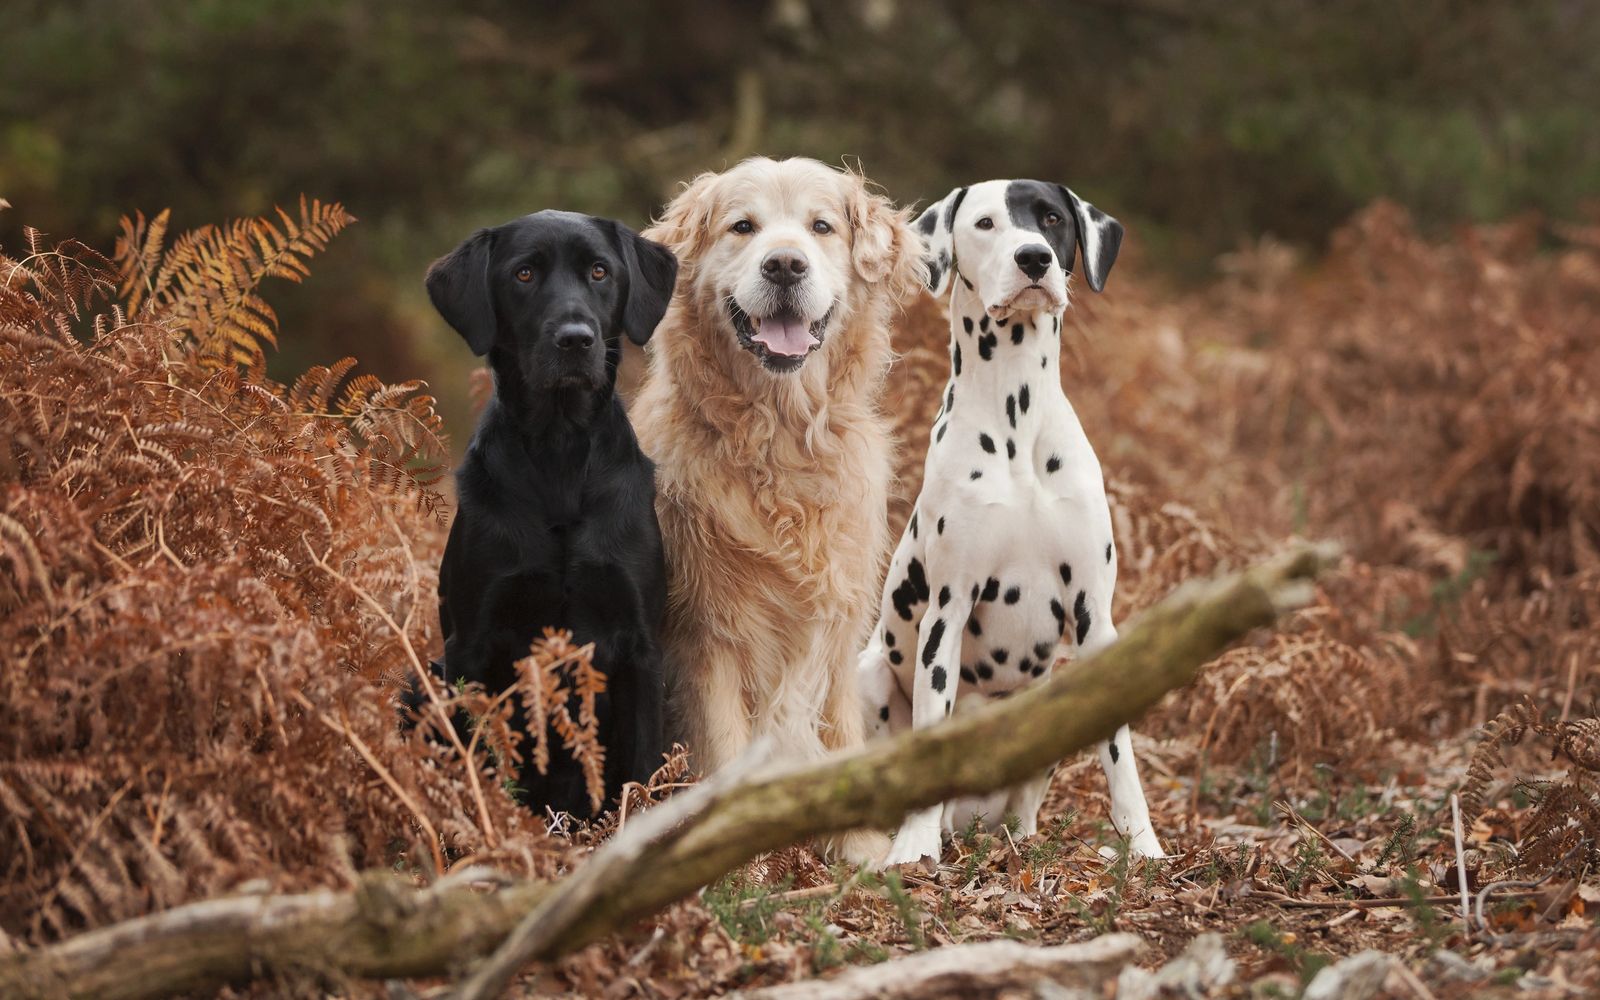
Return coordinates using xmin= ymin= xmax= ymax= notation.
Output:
xmin=1 ymin=206 xmax=562 ymax=944
xmin=136 ymin=196 xmax=355 ymax=369
xmin=515 ymin=630 xmax=609 ymax=816
xmin=1461 ymin=699 xmax=1600 ymax=874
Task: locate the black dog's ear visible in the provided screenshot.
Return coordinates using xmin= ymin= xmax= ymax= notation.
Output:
xmin=1058 ymin=186 xmax=1124 ymax=293
xmin=610 ymin=221 xmax=679 ymax=346
xmin=425 ymin=227 xmax=497 ymax=355
xmin=912 ymin=185 xmax=967 ymax=298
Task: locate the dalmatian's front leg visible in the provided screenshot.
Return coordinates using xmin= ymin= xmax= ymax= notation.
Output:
xmin=1083 ymin=623 xmax=1165 ymax=858
xmin=881 ymin=583 xmax=972 ymax=867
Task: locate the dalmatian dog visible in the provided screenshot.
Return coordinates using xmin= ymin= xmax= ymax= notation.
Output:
xmin=859 ymin=179 xmax=1165 ymax=867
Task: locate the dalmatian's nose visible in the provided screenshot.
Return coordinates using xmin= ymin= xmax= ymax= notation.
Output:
xmin=1014 ymin=244 xmax=1053 ymax=282
xmin=761 ymin=248 xmax=809 ymax=287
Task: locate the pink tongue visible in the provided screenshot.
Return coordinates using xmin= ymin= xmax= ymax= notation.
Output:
xmin=753 ymin=316 xmax=818 ymax=357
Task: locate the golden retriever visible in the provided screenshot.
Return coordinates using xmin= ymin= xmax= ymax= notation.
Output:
xmin=632 ymin=157 xmax=923 ymax=861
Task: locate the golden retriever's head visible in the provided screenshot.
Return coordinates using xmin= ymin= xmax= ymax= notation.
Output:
xmin=647 ymin=157 xmax=923 ymax=377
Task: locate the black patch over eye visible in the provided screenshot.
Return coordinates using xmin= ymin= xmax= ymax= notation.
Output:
xmin=975 ymin=217 xmax=994 ymax=230
xmin=515 ymin=266 xmax=534 ymax=283
xmin=1043 ymin=212 xmax=1063 ymax=226
xmin=812 ymin=219 xmax=833 ymax=235
xmin=590 ymin=262 xmax=608 ymax=281
xmin=731 ymin=220 xmax=754 ymax=234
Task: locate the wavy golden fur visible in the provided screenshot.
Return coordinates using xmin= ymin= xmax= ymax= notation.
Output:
xmin=631 ymin=158 xmax=923 ymax=858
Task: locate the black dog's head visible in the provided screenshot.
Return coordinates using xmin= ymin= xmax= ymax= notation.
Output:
xmin=426 ymin=211 xmax=678 ymax=399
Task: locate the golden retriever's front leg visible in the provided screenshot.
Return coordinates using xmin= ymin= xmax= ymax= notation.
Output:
xmin=675 ymin=633 xmax=752 ymax=777
xmin=817 ymin=619 xmax=890 ymax=867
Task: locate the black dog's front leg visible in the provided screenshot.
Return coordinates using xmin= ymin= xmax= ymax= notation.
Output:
xmin=587 ymin=631 xmax=667 ymax=799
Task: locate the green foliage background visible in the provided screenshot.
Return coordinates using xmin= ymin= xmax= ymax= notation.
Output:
xmin=4 ymin=0 xmax=1597 ymax=433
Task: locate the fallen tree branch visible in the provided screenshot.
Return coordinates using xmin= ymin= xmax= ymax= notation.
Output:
xmin=732 ymin=933 xmax=1144 ymax=1000
xmin=1 ymin=542 xmax=1333 ymax=1000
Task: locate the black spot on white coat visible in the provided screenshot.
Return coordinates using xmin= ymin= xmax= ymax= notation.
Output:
xmin=1108 ymin=739 xmax=1120 ymax=763
xmin=978 ymin=331 xmax=997 ymax=361
xmin=1059 ymin=562 xmax=1072 ymax=586
xmin=979 ymin=433 xmax=995 ymax=454
xmin=1106 ymin=542 xmax=1114 ymax=563
xmin=1033 ymin=641 xmax=1053 ymax=661
xmin=1050 ymin=598 xmax=1067 ymax=636
xmin=1011 ymin=322 xmax=1024 ymax=345
xmin=937 ymin=516 xmax=946 ymax=535
xmin=922 ymin=618 xmax=947 ymax=667
xmin=981 ymin=578 xmax=1000 ymax=602
xmin=1046 ymin=455 xmax=1061 ymax=473
xmin=970 ymin=469 xmax=982 ymax=481
xmin=1006 ymin=395 xmax=1016 ymax=428
xmin=938 ymin=585 xmax=951 ymax=607
xmin=1004 ymin=585 xmax=1021 ymax=605
xmin=1074 ymin=589 xmax=1091 ymax=645
xmin=891 ymin=558 xmax=930 ymax=620
xmin=991 ymin=647 xmax=1009 ymax=664
xmin=1006 ymin=438 xmax=1015 ymax=459
xmin=1019 ymin=384 xmax=1030 ymax=413
xmin=931 ymin=664 xmax=948 ymax=693
xmin=953 ymin=343 xmax=962 ymax=376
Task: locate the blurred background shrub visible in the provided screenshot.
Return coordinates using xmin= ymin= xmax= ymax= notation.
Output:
xmin=4 ymin=0 xmax=1597 ymax=435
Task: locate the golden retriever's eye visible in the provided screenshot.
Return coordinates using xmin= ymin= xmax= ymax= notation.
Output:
xmin=590 ymin=262 xmax=608 ymax=281
xmin=515 ymin=266 xmax=534 ymax=283
xmin=730 ymin=219 xmax=755 ymax=235
xmin=1043 ymin=211 xmax=1063 ymax=227
xmin=812 ymin=219 xmax=833 ymax=235
xmin=975 ymin=217 xmax=994 ymax=231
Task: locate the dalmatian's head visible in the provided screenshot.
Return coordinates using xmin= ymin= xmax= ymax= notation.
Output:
xmin=914 ymin=180 xmax=1123 ymax=319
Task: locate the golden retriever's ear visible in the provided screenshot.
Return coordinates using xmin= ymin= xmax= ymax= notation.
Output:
xmin=847 ymin=180 xmax=927 ymax=303
xmin=645 ymin=171 xmax=719 ymax=263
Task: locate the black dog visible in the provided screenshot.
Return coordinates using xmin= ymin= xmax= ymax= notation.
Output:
xmin=420 ymin=210 xmax=677 ymax=820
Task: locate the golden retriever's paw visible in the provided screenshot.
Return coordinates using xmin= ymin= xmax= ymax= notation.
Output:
xmin=880 ymin=810 xmax=943 ymax=869
xmin=823 ymin=829 xmax=890 ymax=868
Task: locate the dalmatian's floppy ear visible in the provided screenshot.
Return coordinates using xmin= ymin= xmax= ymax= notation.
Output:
xmin=1059 ymin=186 xmax=1124 ymax=293
xmin=913 ymin=186 xmax=967 ymax=298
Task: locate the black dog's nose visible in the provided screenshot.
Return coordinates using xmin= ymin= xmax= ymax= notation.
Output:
xmin=1014 ymin=244 xmax=1053 ymax=282
xmin=554 ymin=325 xmax=596 ymax=351
xmin=761 ymin=248 xmax=809 ymax=287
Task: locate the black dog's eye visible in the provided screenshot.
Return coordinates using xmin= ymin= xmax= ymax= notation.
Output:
xmin=975 ymin=217 xmax=994 ymax=230
xmin=515 ymin=266 xmax=534 ymax=283
xmin=812 ymin=219 xmax=833 ymax=235
xmin=1043 ymin=211 xmax=1063 ymax=227
xmin=590 ymin=263 xmax=608 ymax=281
xmin=730 ymin=219 xmax=754 ymax=235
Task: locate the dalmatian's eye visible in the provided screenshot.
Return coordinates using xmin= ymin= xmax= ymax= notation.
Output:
xmin=730 ymin=219 xmax=755 ymax=235
xmin=1043 ymin=212 xmax=1064 ymax=227
xmin=812 ymin=219 xmax=833 ymax=235
xmin=975 ymin=217 xmax=994 ymax=230
xmin=515 ymin=266 xmax=534 ymax=283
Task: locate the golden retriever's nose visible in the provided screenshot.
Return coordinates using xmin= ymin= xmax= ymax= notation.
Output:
xmin=761 ymin=248 xmax=809 ymax=287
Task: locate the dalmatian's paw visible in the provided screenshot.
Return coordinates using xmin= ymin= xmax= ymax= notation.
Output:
xmin=1127 ymin=829 xmax=1167 ymax=860
xmin=881 ymin=809 xmax=943 ymax=868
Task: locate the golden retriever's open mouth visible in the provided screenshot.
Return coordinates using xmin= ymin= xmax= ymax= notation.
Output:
xmin=727 ymin=299 xmax=832 ymax=373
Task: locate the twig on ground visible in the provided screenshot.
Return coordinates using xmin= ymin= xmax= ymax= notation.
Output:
xmin=1451 ymin=793 xmax=1470 ymax=926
